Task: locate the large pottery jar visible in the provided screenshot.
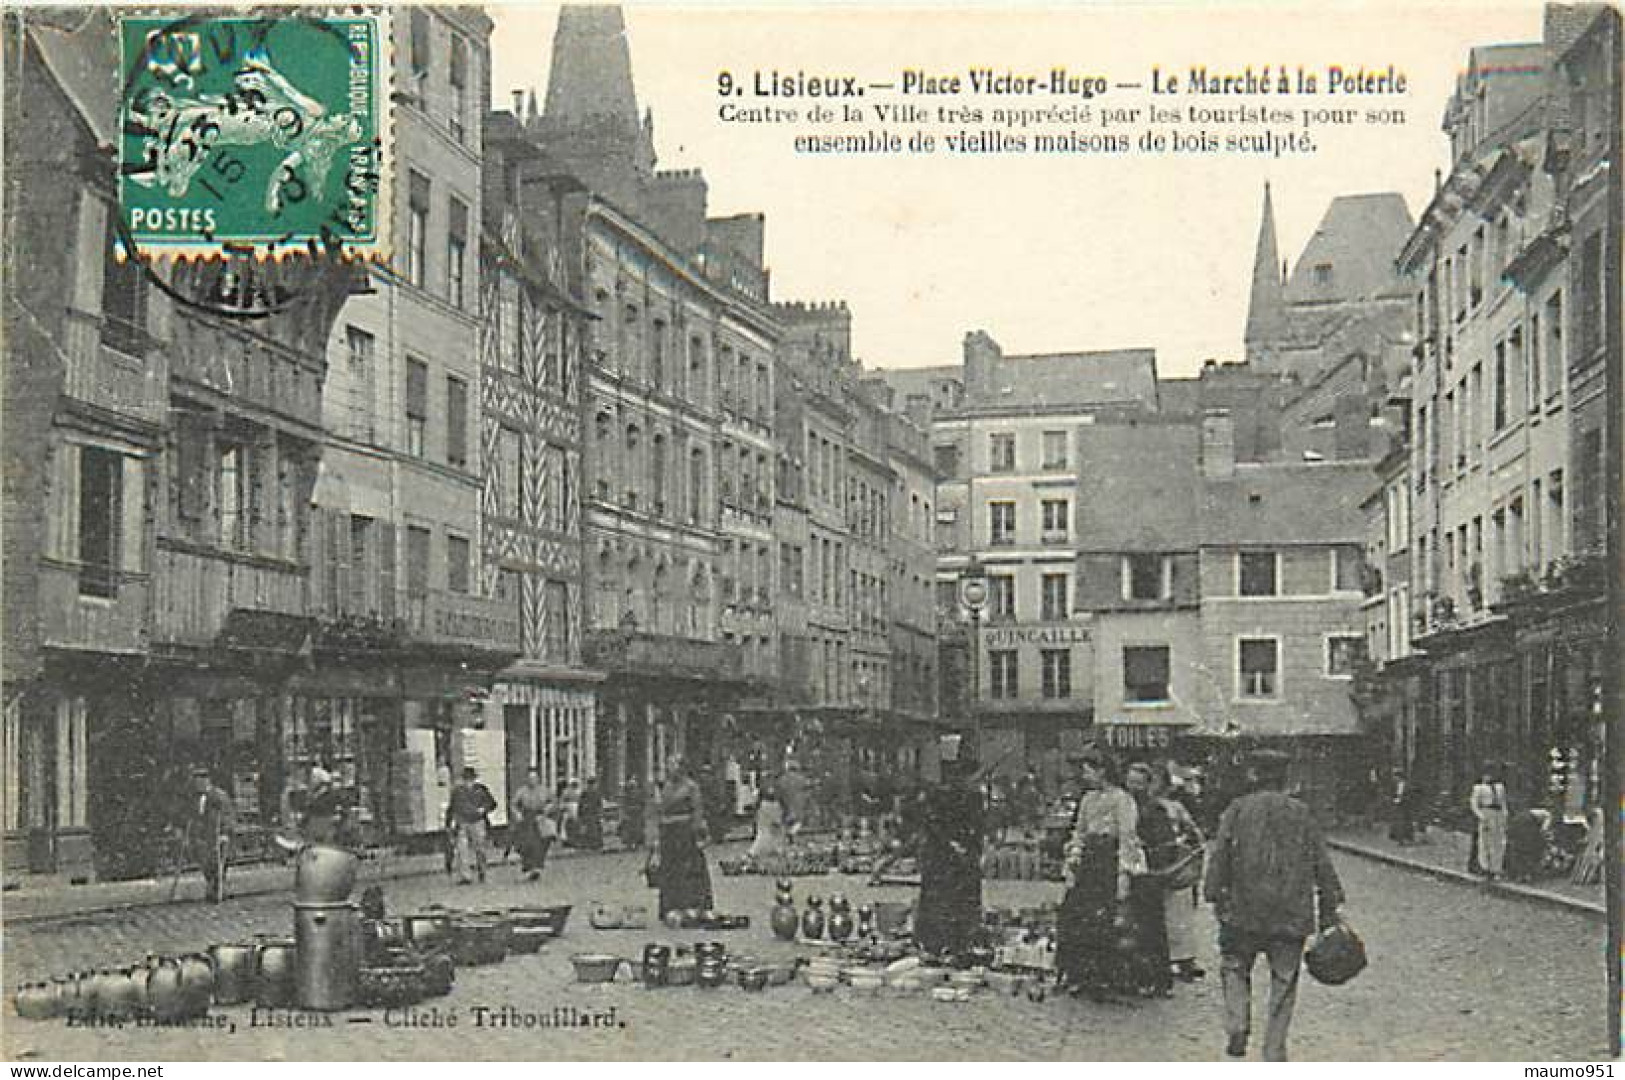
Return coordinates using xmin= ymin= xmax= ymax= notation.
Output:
xmin=177 ymin=954 xmax=215 ymax=1017
xmin=295 ymin=844 xmax=359 ymax=903
xmin=857 ymin=905 xmax=875 ymax=940
xmin=209 ymin=943 xmax=258 ymax=1006
xmin=640 ymin=944 xmax=671 ymax=988
xmin=104 ymin=967 xmax=147 ymax=1019
xmin=253 ymin=940 xmax=298 ymax=1008
xmin=770 ymin=887 xmax=799 ymax=942
xmin=146 ymin=958 xmax=188 ymax=1023
xmin=14 ymin=982 xmax=56 ymax=1021
xmin=800 ymin=896 xmax=825 ymax=941
xmin=827 ymin=895 xmax=854 ymax=943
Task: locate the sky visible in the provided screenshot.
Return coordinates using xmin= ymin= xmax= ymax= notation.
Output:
xmin=488 ymin=3 xmax=1547 ymax=378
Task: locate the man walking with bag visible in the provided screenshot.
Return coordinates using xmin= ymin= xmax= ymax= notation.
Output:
xmin=1204 ymin=749 xmax=1345 ymax=1061
xmin=446 ymin=766 xmax=498 ymax=885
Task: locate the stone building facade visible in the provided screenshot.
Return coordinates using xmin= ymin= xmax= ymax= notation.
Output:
xmin=310 ymin=8 xmax=518 ymax=839
xmin=1370 ymin=6 xmax=1619 ymax=823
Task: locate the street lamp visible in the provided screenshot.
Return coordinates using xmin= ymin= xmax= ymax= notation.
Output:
xmin=959 ymin=555 xmax=989 ymax=757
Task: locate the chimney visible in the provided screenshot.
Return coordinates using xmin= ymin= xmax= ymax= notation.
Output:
xmin=962 ymin=330 xmax=1003 ymax=400
xmin=1333 ymin=393 xmax=1371 ymax=461
xmin=1202 ymin=410 xmax=1236 ymax=479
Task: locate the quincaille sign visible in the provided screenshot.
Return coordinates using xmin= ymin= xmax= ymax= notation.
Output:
xmin=982 ymin=625 xmax=1092 ymax=648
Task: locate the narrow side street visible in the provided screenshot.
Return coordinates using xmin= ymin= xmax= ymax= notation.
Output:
xmin=3 ymin=844 xmax=1606 ymax=1062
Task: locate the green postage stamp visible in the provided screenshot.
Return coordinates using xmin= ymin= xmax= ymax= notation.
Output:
xmin=118 ymin=12 xmax=388 ymax=256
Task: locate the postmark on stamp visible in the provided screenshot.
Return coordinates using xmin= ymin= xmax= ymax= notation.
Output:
xmin=117 ymin=10 xmax=388 ymax=257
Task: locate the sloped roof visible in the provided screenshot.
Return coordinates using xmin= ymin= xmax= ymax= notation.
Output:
xmin=1284 ymin=193 xmax=1414 ymax=306
xmin=971 ymin=348 xmax=1159 ymax=412
xmin=29 ymin=10 xmax=120 ymax=148
xmin=1199 ymin=461 xmax=1371 ymax=546
xmin=1076 ymin=420 xmax=1200 ymax=551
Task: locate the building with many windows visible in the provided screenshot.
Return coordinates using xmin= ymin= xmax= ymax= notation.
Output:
xmin=528 ymin=5 xmax=774 ymax=794
xmin=1370 ymin=6 xmax=1618 ymax=822
xmin=5 ymin=12 xmax=367 ymax=876
xmin=477 ymin=110 xmax=601 ymax=803
xmin=312 ymin=8 xmax=520 ymax=838
xmin=886 ymin=331 xmax=1166 ymax=782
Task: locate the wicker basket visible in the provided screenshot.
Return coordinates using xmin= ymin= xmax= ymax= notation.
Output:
xmin=358 ymin=960 xmax=429 ymax=1007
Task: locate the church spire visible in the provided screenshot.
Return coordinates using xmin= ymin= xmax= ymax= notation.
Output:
xmin=537 ymin=5 xmax=656 ymax=207
xmin=1244 ymin=182 xmax=1287 ymax=359
xmin=543 ymin=5 xmax=641 ymax=133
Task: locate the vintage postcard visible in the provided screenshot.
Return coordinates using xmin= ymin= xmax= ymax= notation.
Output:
xmin=1 ymin=0 xmax=1619 ymax=1068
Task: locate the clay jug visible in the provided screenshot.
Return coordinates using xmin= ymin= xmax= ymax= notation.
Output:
xmin=100 ymin=969 xmax=143 ymax=1021
xmin=770 ymin=893 xmax=800 ymax=941
xmin=14 ymin=982 xmax=55 ymax=1021
xmin=254 ymin=940 xmax=298 ymax=1008
xmin=800 ymin=895 xmax=825 ymax=940
xmin=146 ymin=958 xmax=188 ymax=1022
xmin=641 ymin=943 xmax=671 ymax=988
xmin=209 ymin=943 xmax=257 ymax=1005
xmin=295 ymin=843 xmax=359 ymax=903
xmin=87 ymin=969 xmax=129 ymax=1019
xmin=177 ymin=953 xmax=215 ymax=1016
xmin=827 ymin=895 xmax=854 ymax=943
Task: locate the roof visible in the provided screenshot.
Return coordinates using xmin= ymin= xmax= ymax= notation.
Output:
xmin=1283 ymin=193 xmax=1414 ymax=306
xmin=1076 ymin=420 xmax=1200 ymax=551
xmin=1200 ymin=461 xmax=1372 ymax=546
xmin=968 ymin=348 xmax=1159 ymax=413
xmin=29 ymin=10 xmax=120 ymax=148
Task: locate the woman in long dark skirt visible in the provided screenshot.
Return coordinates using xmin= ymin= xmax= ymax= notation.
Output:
xmin=1124 ymin=762 xmax=1174 ymax=997
xmin=1056 ymin=747 xmax=1145 ymax=999
xmin=648 ymin=757 xmax=714 ymax=917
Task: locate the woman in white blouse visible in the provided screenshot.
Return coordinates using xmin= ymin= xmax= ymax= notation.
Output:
xmin=1056 ymin=745 xmax=1146 ymax=999
xmin=1469 ymin=762 xmax=1509 ymax=880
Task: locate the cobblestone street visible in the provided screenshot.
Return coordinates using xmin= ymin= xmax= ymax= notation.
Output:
xmin=3 ymin=844 xmax=1608 ymax=1062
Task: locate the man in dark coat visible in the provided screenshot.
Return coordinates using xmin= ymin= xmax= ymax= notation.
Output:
xmin=914 ymin=734 xmax=985 ymax=961
xmin=1205 ymin=749 xmax=1345 ymax=1061
xmin=187 ymin=770 xmax=235 ymax=903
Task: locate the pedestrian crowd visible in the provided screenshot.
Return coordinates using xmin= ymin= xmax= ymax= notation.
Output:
xmin=902 ymin=738 xmax=1349 ymax=1062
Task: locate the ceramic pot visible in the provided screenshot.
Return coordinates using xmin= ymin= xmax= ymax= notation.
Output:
xmin=641 ymin=943 xmax=671 ymax=988
xmin=14 ymin=982 xmax=55 ymax=1021
xmin=209 ymin=943 xmax=258 ymax=1006
xmin=800 ymin=896 xmax=825 ymax=940
xmin=146 ymin=958 xmax=188 ymax=1022
xmin=770 ymin=897 xmax=800 ymax=941
xmin=827 ymin=895 xmax=854 ymax=943
xmin=253 ymin=940 xmax=298 ymax=1008
xmin=177 ymin=954 xmax=215 ymax=1016
xmin=99 ymin=969 xmax=144 ymax=1021
xmin=695 ymin=941 xmax=727 ymax=963
xmin=294 ymin=844 xmax=359 ymax=903
xmin=404 ymin=912 xmax=455 ymax=953
xmin=856 ymin=905 xmax=875 ymax=939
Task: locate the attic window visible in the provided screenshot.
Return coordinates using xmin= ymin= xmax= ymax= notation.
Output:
xmin=1313 ymin=263 xmax=1333 ymax=286
xmin=1247 ymin=492 xmax=1263 ymax=505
